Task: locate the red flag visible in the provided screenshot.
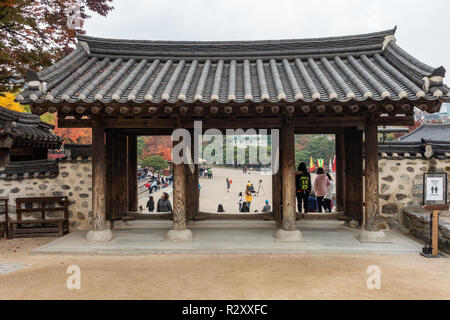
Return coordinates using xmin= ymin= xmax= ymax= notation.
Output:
xmin=332 ymin=155 xmax=336 ymax=173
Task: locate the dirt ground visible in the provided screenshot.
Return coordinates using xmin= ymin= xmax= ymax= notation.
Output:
xmin=1 ymin=238 xmax=449 ymax=300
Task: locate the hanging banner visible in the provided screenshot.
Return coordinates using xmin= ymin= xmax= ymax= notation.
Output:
xmin=317 ymin=159 xmax=324 ymax=168
xmin=309 ymin=156 xmax=316 ymax=172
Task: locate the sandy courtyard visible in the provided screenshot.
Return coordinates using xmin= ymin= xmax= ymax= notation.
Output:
xmin=0 ymin=238 xmax=449 ymax=300
xmin=139 ymin=167 xmax=273 ymax=213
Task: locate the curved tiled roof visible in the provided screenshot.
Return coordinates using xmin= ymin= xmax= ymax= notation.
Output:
xmin=0 ymin=106 xmax=62 ymax=147
xmin=378 ymin=140 xmax=450 ymax=160
xmin=17 ymin=27 xmax=450 ymax=106
xmin=0 ymin=159 xmax=59 ymax=180
xmin=399 ymin=123 xmax=450 ymax=142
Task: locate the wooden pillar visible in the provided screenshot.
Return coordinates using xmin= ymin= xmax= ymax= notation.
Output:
xmin=272 ymin=168 xmax=282 ymax=227
xmin=364 ymin=115 xmax=380 ymax=231
xmin=172 ymin=136 xmax=188 ymax=231
xmin=108 ymin=130 xmax=128 ymax=220
xmin=91 ymin=119 xmax=107 ymax=232
xmin=335 ymin=133 xmax=345 ymax=213
xmin=344 ymin=128 xmax=363 ymax=224
xmin=280 ymin=118 xmax=296 ymax=231
xmin=127 ymin=135 xmax=138 ymax=212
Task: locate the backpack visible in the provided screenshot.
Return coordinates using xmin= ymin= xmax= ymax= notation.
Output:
xmin=298 ymin=175 xmax=310 ymax=191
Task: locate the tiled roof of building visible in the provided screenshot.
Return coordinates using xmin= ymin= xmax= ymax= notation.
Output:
xmin=399 ymin=123 xmax=450 ymax=142
xmin=17 ymin=27 xmax=449 ymax=107
xmin=0 ymin=159 xmax=59 ymax=180
xmin=0 ymin=106 xmax=62 ymax=147
xmin=379 ymin=139 xmax=450 ymax=159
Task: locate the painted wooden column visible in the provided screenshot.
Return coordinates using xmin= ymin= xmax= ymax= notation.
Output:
xmin=344 ymin=128 xmax=363 ymax=226
xmin=275 ymin=117 xmax=303 ymax=241
xmin=127 ymin=135 xmax=138 ymax=212
xmin=87 ymin=118 xmax=112 ymax=241
xmin=335 ymin=133 xmax=345 ymax=213
xmin=364 ymin=115 xmax=380 ymax=231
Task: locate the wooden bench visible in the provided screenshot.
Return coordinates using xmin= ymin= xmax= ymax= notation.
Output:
xmin=9 ymin=196 xmax=69 ymax=239
xmin=0 ymin=198 xmax=8 ymax=239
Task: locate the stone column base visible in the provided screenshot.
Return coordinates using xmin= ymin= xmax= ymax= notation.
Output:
xmin=165 ymin=229 xmax=193 ymax=242
xmin=86 ymin=229 xmax=113 ymax=242
xmin=274 ymin=229 xmax=304 ymax=242
xmin=356 ymin=230 xmax=389 ymax=243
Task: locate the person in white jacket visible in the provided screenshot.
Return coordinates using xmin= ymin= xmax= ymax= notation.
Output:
xmin=324 ymin=173 xmax=335 ymax=212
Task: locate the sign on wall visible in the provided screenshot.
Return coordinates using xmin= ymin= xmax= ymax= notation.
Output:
xmin=423 ymin=173 xmax=448 ymax=206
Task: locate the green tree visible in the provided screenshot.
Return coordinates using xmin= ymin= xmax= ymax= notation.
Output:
xmin=295 ymin=135 xmax=335 ymax=170
xmin=141 ymin=155 xmax=168 ymax=172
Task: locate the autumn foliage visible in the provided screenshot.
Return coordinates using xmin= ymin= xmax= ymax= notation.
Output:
xmin=139 ymin=136 xmax=172 ymax=162
xmin=1 ymin=0 xmax=113 ymax=92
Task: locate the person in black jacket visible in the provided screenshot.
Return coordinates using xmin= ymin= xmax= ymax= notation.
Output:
xmin=157 ymin=192 xmax=172 ymax=212
xmin=295 ymin=162 xmax=311 ymax=213
xmin=146 ymin=196 xmax=155 ymax=213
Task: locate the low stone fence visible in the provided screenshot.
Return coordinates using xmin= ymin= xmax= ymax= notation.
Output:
xmin=0 ymin=159 xmax=92 ymax=231
xmin=378 ymin=157 xmax=450 ymax=230
xmin=402 ymin=207 xmax=450 ymax=254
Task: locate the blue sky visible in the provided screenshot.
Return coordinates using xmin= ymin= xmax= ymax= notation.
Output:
xmin=84 ymin=0 xmax=450 ymax=74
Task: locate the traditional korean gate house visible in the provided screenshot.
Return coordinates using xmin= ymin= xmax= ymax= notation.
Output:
xmin=17 ymin=27 xmax=450 ymax=242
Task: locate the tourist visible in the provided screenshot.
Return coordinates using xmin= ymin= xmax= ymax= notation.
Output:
xmin=237 ymin=192 xmax=243 ymax=212
xmin=241 ymin=202 xmax=250 ymax=212
xmin=245 ymin=190 xmax=253 ymax=211
xmin=151 ymin=179 xmax=158 ymax=193
xmin=157 ymin=192 xmax=172 ymax=212
xmin=226 ymin=178 xmax=231 ymax=192
xmin=146 ymin=196 xmax=155 ymax=213
xmin=208 ymin=167 xmax=212 ymax=179
xmin=262 ymin=200 xmax=271 ymax=212
xmin=217 ymin=204 xmax=225 ymax=212
xmin=295 ymin=162 xmax=311 ymax=213
xmin=324 ymin=173 xmax=335 ymax=213
xmin=313 ymin=167 xmax=330 ymax=213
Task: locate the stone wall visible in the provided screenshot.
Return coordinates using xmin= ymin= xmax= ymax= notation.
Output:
xmin=0 ymin=159 xmax=92 ymax=230
xmin=378 ymin=157 xmax=450 ymax=230
xmin=402 ymin=208 xmax=450 ymax=254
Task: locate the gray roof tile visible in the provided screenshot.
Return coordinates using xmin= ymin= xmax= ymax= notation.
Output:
xmin=17 ymin=28 xmax=450 ymax=106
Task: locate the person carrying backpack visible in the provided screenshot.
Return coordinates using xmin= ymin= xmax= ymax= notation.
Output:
xmin=295 ymin=162 xmax=311 ymax=213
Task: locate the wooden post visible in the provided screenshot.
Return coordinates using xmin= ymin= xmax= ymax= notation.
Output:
xmin=344 ymin=128 xmax=363 ymax=225
xmin=335 ymin=133 xmax=345 ymax=213
xmin=90 ymin=118 xmax=108 ymax=233
xmin=280 ymin=117 xmax=296 ymax=231
xmin=364 ymin=115 xmax=380 ymax=231
xmin=127 ymin=135 xmax=138 ymax=212
xmin=432 ymin=210 xmax=439 ymax=256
